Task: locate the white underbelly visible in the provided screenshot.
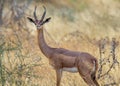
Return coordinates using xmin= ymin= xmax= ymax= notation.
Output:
xmin=62 ymin=67 xmax=78 ymax=73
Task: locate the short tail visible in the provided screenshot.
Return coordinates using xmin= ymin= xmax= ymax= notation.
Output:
xmin=92 ymin=59 xmax=99 ymax=86
xmin=94 ymin=59 xmax=98 ymax=72
xmin=92 ymin=59 xmax=98 ymax=73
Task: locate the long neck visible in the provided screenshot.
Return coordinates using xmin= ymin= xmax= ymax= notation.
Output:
xmin=37 ymin=27 xmax=53 ymax=58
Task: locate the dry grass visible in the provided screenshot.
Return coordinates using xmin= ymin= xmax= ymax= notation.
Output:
xmin=0 ymin=0 xmax=120 ymax=86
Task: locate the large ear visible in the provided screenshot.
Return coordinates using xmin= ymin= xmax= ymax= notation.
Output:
xmin=41 ymin=17 xmax=51 ymax=25
xmin=45 ymin=17 xmax=51 ymax=22
xmin=27 ymin=17 xmax=35 ymax=23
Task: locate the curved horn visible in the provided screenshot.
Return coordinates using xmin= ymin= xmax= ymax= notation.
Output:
xmin=40 ymin=6 xmax=46 ymax=21
xmin=34 ymin=6 xmax=37 ymax=20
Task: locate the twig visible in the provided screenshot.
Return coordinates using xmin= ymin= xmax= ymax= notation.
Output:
xmin=98 ymin=38 xmax=119 ymax=80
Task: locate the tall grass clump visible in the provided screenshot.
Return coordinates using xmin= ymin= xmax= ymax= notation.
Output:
xmin=0 ymin=28 xmax=42 ymax=86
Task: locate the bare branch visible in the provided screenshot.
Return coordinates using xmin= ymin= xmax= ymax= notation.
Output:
xmin=98 ymin=37 xmax=119 ymax=80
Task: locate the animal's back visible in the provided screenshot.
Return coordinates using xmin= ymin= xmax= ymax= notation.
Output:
xmin=54 ymin=48 xmax=81 ymax=57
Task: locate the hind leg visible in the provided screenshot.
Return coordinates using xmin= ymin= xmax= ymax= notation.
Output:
xmin=93 ymin=79 xmax=99 ymax=86
xmin=81 ymin=74 xmax=96 ymax=86
xmin=77 ymin=67 xmax=96 ymax=86
xmin=91 ymin=73 xmax=99 ymax=86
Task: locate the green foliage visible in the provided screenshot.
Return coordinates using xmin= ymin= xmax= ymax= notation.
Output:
xmin=57 ymin=7 xmax=75 ymax=22
xmin=115 ymin=0 xmax=120 ymax=2
xmin=70 ymin=0 xmax=77 ymax=2
xmin=78 ymin=1 xmax=88 ymax=11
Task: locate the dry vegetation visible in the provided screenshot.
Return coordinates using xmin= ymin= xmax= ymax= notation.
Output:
xmin=0 ymin=0 xmax=120 ymax=86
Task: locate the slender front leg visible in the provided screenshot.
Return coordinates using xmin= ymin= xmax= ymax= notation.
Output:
xmin=56 ymin=69 xmax=62 ymax=86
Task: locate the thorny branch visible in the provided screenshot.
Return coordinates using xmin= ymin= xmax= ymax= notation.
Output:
xmin=97 ymin=38 xmax=119 ymax=85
